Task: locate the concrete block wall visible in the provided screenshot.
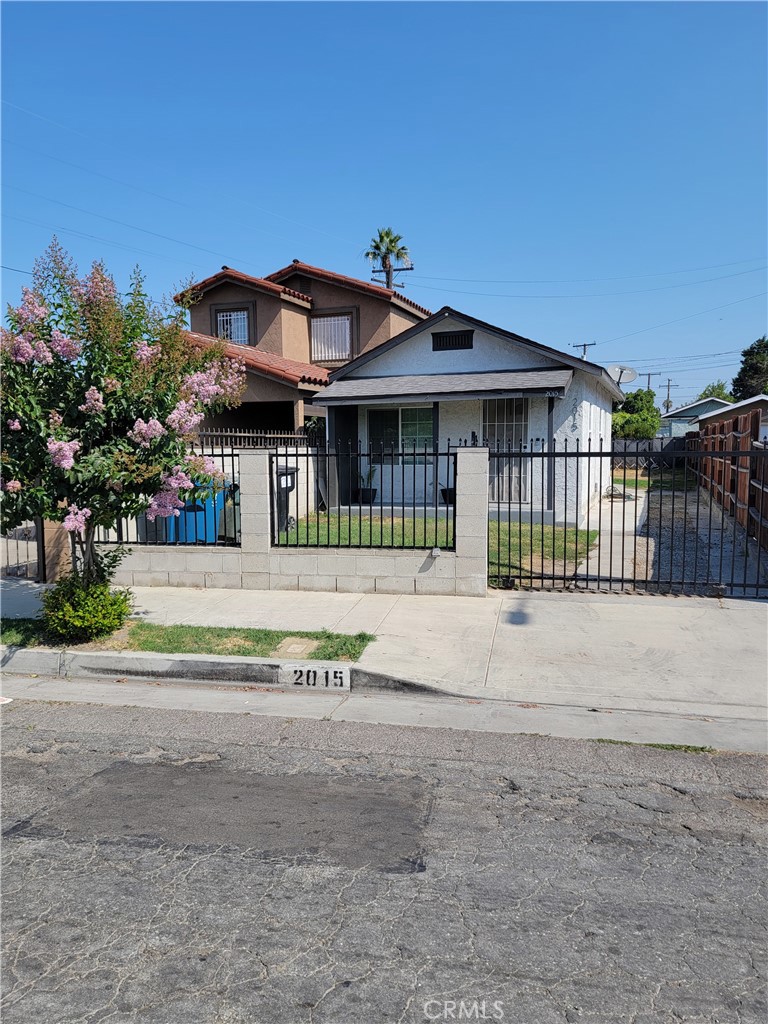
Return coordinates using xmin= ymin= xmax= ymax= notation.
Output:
xmin=110 ymin=447 xmax=489 ymax=597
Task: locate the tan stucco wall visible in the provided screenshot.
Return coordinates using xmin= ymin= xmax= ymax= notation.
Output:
xmin=279 ymin=304 xmax=311 ymax=362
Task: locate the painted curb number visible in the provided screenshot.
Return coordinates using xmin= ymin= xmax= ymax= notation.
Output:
xmin=277 ymin=663 xmax=351 ymax=690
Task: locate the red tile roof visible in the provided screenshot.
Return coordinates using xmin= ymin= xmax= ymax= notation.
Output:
xmin=177 ymin=268 xmax=312 ymax=305
xmin=185 ymin=331 xmax=329 ymax=389
xmin=265 ymin=260 xmax=432 ymax=317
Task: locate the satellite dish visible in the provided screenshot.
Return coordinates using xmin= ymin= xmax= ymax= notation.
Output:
xmin=607 ymin=364 xmax=639 ymax=385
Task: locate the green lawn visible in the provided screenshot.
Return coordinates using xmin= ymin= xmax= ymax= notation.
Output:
xmin=0 ymin=617 xmax=374 ymax=662
xmin=488 ymin=523 xmax=598 ymax=578
xmin=277 ymin=512 xmax=454 ymax=548
xmin=612 ymin=469 xmax=699 ymax=492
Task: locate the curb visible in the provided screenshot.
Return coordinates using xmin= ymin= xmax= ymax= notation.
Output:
xmin=0 ymin=645 xmax=451 ymax=698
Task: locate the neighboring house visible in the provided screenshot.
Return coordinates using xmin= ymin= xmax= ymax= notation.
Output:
xmin=658 ymin=397 xmax=732 ymax=438
xmin=181 ymin=261 xmax=431 ymax=431
xmin=313 ymin=307 xmax=623 ymax=523
xmin=696 ymin=394 xmax=768 ymax=441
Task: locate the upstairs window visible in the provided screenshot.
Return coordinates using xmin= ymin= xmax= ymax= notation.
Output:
xmin=311 ymin=314 xmax=351 ymax=362
xmin=216 ymin=309 xmax=249 ymax=345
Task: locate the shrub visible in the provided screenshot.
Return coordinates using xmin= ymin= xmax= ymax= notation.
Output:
xmin=42 ymin=574 xmax=132 ymax=644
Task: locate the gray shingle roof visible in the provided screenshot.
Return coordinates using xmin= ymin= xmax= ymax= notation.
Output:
xmin=314 ymin=368 xmax=573 ymax=404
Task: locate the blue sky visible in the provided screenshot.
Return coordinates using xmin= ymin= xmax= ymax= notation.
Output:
xmin=2 ymin=1 xmax=766 ymax=406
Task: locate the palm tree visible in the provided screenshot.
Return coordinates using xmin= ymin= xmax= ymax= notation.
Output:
xmin=364 ymin=228 xmax=411 ymax=289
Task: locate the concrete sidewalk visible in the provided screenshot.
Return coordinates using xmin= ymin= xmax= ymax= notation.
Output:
xmin=2 ymin=577 xmax=766 ymax=730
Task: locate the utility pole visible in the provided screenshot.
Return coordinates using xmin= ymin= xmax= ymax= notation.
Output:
xmin=663 ymin=377 xmax=680 ymax=413
xmin=644 ymin=372 xmax=661 ymax=392
xmin=571 ymin=342 xmax=596 ymax=360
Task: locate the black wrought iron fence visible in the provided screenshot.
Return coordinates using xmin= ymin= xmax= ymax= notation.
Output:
xmin=488 ymin=440 xmax=768 ymax=597
xmin=270 ymin=444 xmax=457 ymax=550
xmin=96 ymin=444 xmax=240 ymax=547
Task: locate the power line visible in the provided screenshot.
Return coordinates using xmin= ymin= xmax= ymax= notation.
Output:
xmin=595 ymin=292 xmax=767 ymax=345
xmin=614 ymin=349 xmax=742 ymax=363
xmin=3 ymin=213 xmax=210 ymax=270
xmin=1 ymin=100 xmax=89 ymax=138
xmin=409 ymin=257 xmax=766 ymax=286
xmin=1 ymin=264 xmax=32 ymax=275
xmin=4 ymin=184 xmax=265 ymax=271
xmin=408 ymin=266 xmax=765 ymax=300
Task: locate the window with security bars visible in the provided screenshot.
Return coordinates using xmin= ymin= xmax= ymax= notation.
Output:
xmin=484 ymin=398 xmax=529 ymax=501
xmin=311 ymin=314 xmax=351 ymax=362
xmin=216 ymin=310 xmax=249 ymax=345
xmin=401 ymin=407 xmax=434 ymax=462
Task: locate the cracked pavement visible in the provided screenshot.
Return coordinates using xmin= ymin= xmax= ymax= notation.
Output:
xmin=1 ymin=700 xmax=766 ymax=1023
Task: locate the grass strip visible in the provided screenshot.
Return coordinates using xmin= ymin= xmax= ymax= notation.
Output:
xmin=1 ymin=617 xmax=375 ymax=662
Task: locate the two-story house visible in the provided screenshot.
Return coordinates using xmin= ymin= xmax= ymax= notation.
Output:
xmin=181 ymin=260 xmax=431 ymax=431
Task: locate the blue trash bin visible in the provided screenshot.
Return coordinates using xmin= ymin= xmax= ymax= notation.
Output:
xmin=166 ymin=488 xmax=225 ymax=544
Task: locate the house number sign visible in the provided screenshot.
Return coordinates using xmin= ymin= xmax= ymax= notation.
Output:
xmin=277 ymin=663 xmax=351 ymax=690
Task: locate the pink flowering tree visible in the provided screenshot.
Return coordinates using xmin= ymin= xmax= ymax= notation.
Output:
xmin=1 ymin=240 xmax=245 ymax=585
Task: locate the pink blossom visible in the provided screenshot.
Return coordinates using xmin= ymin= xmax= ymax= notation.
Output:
xmin=145 ymin=465 xmax=194 ymax=521
xmin=104 ymin=377 xmax=121 ymax=392
xmin=49 ymin=330 xmax=81 ymax=360
xmin=6 ymin=334 xmax=35 ymax=364
xmin=7 ymin=419 xmax=21 ymax=431
xmin=135 ymin=339 xmax=157 ymax=364
xmin=128 ymin=417 xmax=166 ymax=447
xmin=47 ymin=438 xmax=81 ymax=470
xmin=49 ymin=410 xmax=63 ymax=429
xmin=83 ymin=264 xmax=117 ymax=303
xmin=63 ymin=504 xmax=92 ymax=534
xmin=32 ymin=340 xmax=53 ymax=365
xmin=16 ymin=288 xmax=49 ymax=326
xmin=185 ymin=453 xmax=224 ymax=482
xmin=2 ymin=479 xmax=22 ymax=493
xmin=166 ymin=399 xmax=203 ymax=436
xmin=182 ymin=358 xmax=246 ymax=406
xmin=78 ymin=387 xmax=105 ymax=414
xmin=146 ymin=490 xmax=184 ymax=521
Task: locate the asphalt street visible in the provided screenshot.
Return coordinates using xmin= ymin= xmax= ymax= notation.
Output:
xmin=2 ymin=698 xmax=766 ymax=1024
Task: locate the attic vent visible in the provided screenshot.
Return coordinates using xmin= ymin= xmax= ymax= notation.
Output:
xmin=432 ymin=330 xmax=474 ymax=352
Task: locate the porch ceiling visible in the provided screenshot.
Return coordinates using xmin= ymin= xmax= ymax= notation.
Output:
xmin=313 ymin=368 xmax=573 ymax=406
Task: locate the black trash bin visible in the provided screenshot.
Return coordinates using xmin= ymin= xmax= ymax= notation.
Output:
xmin=275 ymin=464 xmax=300 ymax=532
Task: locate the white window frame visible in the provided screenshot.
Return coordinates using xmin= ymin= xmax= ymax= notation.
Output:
xmin=311 ymin=313 xmax=352 ymax=363
xmin=484 ymin=398 xmax=530 ymax=502
xmin=216 ymin=308 xmax=249 ymax=345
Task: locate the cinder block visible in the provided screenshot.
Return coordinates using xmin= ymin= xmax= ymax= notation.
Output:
xmin=221 ymin=552 xmax=242 ymax=573
xmin=336 ymin=575 xmax=375 ymax=594
xmin=355 ymin=555 xmax=396 ymax=577
xmin=278 ymin=553 xmax=318 ymax=576
xmin=270 ymin=574 xmax=299 ymax=591
xmin=167 ymin=572 xmax=206 ymax=588
xmin=242 ymin=572 xmax=271 ymax=591
xmin=132 ymin=571 xmax=170 ymax=587
xmin=183 ymin=551 xmax=223 ymax=574
xmin=205 ymin=572 xmax=242 ymax=589
xmin=119 ymin=550 xmax=151 ymax=572
xmin=375 ymin=577 xmax=416 ymax=594
xmin=317 ymin=553 xmax=357 ymax=576
xmin=394 ymin=554 xmax=429 ymax=577
xmin=454 ymin=516 xmax=488 ymax=539
xmin=431 ymin=556 xmax=458 ymax=579
xmin=415 ymin=577 xmax=457 ymax=596
xmin=241 ymin=552 xmax=271 ymax=574
xmin=455 ymin=535 xmax=487 ymax=558
xmin=455 ymin=493 xmax=489 ymax=519
xmin=455 ymin=557 xmax=488 ymax=578
xmin=298 ymin=575 xmax=338 ymax=592
xmin=111 ymin=570 xmax=134 ymax=586
xmin=455 ymin=577 xmax=489 ymax=597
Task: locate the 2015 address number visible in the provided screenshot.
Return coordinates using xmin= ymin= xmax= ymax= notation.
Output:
xmin=277 ymin=663 xmax=351 ymax=690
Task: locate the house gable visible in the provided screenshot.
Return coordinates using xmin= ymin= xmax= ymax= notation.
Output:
xmin=332 ymin=307 xmax=623 ymax=404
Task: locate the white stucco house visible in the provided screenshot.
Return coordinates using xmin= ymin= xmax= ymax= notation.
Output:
xmin=313 ymin=307 xmax=622 ymax=524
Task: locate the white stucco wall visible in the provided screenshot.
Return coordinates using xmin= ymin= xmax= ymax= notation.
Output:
xmin=345 ymin=316 xmax=563 ymax=378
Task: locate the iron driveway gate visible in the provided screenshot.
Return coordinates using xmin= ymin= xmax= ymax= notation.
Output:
xmin=487 ymin=442 xmax=768 ymax=597
xmin=2 ymin=519 xmax=45 ymax=582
